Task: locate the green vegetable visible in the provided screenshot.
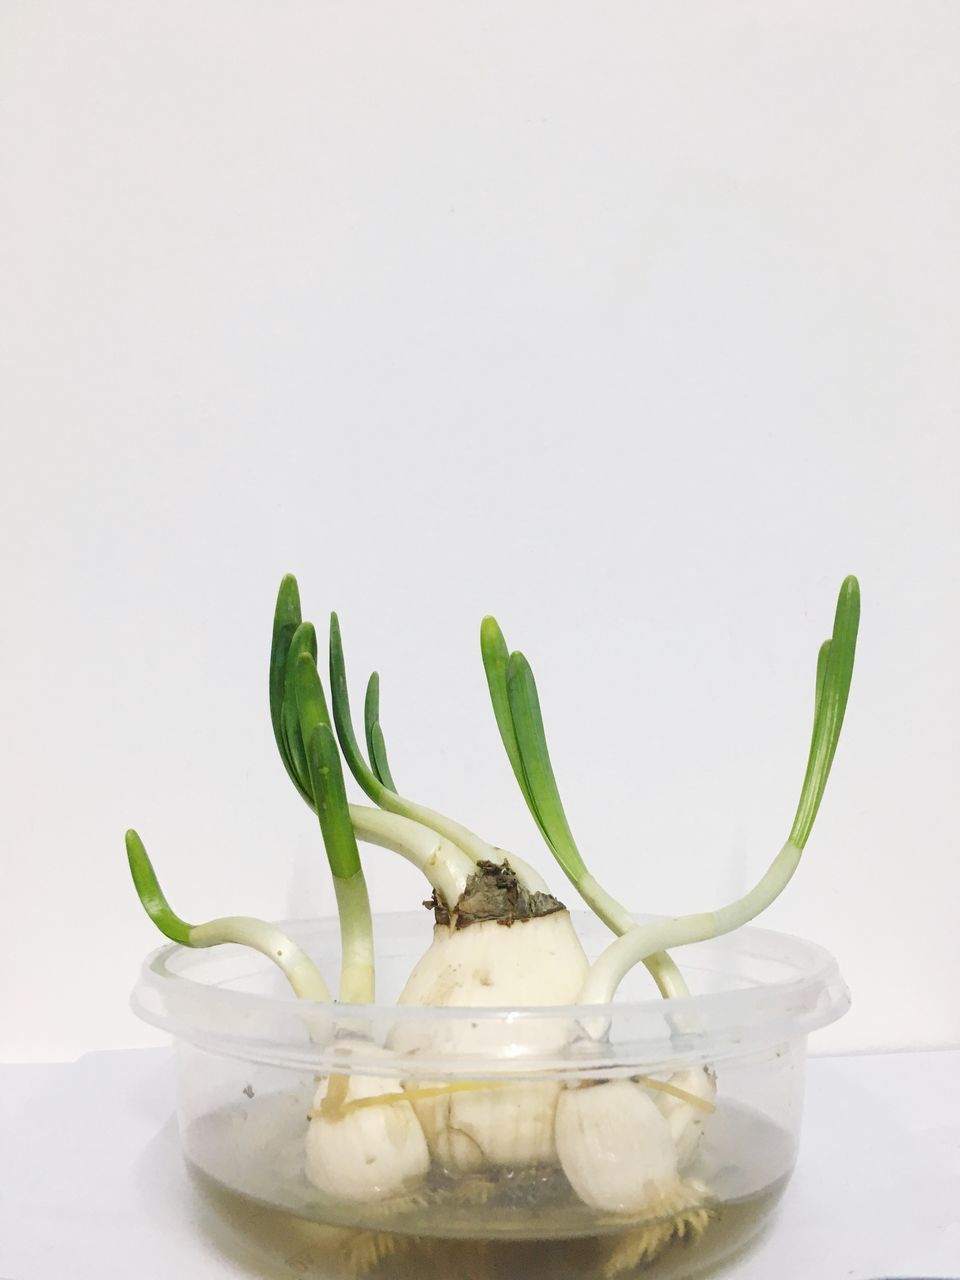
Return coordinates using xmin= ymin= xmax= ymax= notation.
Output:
xmin=328 ymin=611 xmax=548 ymax=888
xmin=125 ymin=829 xmax=191 ymax=944
xmin=130 ymin=572 xmax=861 ymax=1013
xmin=270 ymin=575 xmax=311 ymax=803
xmin=364 ymin=672 xmax=397 ymax=791
xmin=481 ymin=620 xmax=688 ymax=999
xmin=581 ymin=575 xmax=861 ymax=1005
xmin=125 ymin=828 xmax=330 ymax=1000
xmin=790 ymin=576 xmax=860 ymax=849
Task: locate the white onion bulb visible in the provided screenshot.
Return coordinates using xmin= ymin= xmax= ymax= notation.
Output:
xmin=391 ymin=910 xmax=589 ymax=1171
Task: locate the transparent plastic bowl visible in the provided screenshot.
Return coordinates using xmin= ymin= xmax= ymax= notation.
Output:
xmin=132 ymin=911 xmax=848 ymax=1280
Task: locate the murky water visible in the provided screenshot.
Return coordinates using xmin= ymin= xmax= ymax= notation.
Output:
xmin=185 ymin=1089 xmax=794 ymax=1279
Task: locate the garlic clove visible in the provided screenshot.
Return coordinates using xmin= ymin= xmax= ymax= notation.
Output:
xmin=655 ymin=1066 xmax=717 ymax=1169
xmin=555 ymin=1080 xmax=679 ymax=1213
xmin=450 ymin=1079 xmax=560 ymax=1168
xmin=305 ymin=1072 xmax=430 ymax=1202
xmin=414 ymin=1078 xmax=561 ymax=1172
xmin=405 ymin=1082 xmax=488 ymax=1173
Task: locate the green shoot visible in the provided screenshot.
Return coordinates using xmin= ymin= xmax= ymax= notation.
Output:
xmin=125 ymin=828 xmax=331 ymax=1001
xmin=266 ymin=582 xmax=496 ymax=907
xmin=482 ymin=622 xmax=688 ymax=999
xmin=581 ymin=575 xmax=861 ymax=1007
xmin=480 ymin=617 xmax=548 ymax=843
xmin=281 ymin=622 xmax=318 ymax=796
xmin=369 ymin=722 xmax=394 ymax=793
xmin=304 ymin=721 xmax=364 ymax=882
xmin=790 ymin=577 xmax=860 ymax=849
xmin=292 ymin=648 xmax=333 ymax=748
xmin=505 ymin=652 xmax=589 ymax=885
xmin=126 ymin=829 xmax=192 ymax=943
xmin=329 ymin=613 xmax=390 ymax=806
xmin=814 ymin=639 xmax=831 ymax=721
xmin=291 ymin=643 xmax=375 ymax=1002
xmin=270 ymin=575 xmax=309 ymax=800
xmin=304 ymin=721 xmax=375 ymax=1002
xmin=364 ymin=672 xmax=398 ymax=791
xmin=328 ymin=611 xmax=548 ymax=885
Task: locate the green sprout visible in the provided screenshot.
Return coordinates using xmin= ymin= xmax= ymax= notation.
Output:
xmin=125 ymin=828 xmax=330 ymax=1000
xmin=580 ymin=575 xmax=860 ymax=1003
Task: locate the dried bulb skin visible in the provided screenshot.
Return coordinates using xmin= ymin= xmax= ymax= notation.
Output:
xmin=555 ymin=1080 xmax=680 ymax=1213
xmin=305 ymin=1072 xmax=430 ymax=1202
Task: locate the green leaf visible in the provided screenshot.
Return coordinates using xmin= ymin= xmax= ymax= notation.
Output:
xmin=269 ymin=575 xmax=314 ymax=803
xmin=790 ymin=576 xmax=860 ymax=849
xmin=506 ymin=651 xmax=588 ymax=884
xmin=125 ymin=829 xmax=192 ymax=944
xmin=364 ymin=672 xmax=398 ymax=791
xmin=480 ymin=617 xmax=550 ymax=842
xmin=304 ymin=723 xmax=363 ymax=880
xmin=270 ymin=575 xmax=302 ymax=765
xmin=814 ymin=638 xmax=831 ymax=722
xmin=797 ymin=638 xmax=833 ymax=805
xmin=292 ymin=649 xmax=332 ymax=758
xmin=282 ymin=622 xmax=318 ymax=797
xmin=328 ymin=612 xmax=386 ymax=804
xmin=369 ymin=721 xmax=396 ymax=792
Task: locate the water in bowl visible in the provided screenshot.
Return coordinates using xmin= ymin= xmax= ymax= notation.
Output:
xmin=185 ymin=1087 xmax=793 ymax=1279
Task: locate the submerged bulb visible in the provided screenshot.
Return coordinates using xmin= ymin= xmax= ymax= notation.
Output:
xmin=655 ymin=1065 xmax=717 ymax=1169
xmin=555 ymin=1080 xmax=680 ymax=1213
xmin=305 ymin=1068 xmax=430 ymax=1202
xmin=392 ymin=863 xmax=589 ymax=1172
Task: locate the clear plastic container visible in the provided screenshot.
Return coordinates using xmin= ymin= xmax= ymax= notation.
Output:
xmin=132 ymin=911 xmax=848 ymax=1280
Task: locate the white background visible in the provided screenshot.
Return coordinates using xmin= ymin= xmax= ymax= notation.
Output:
xmin=2 ymin=1 xmax=958 ymax=1063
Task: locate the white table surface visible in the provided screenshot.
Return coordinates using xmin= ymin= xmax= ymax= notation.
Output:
xmin=1 ymin=1048 xmax=957 ymax=1279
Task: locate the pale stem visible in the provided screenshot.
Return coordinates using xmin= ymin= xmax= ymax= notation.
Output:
xmin=333 ymin=871 xmax=376 ymax=1004
xmin=374 ymin=792 xmax=549 ymax=892
xmin=348 ymin=805 xmax=475 ymax=906
xmin=579 ymin=840 xmax=803 ymax=1007
xmin=189 ymin=917 xmax=331 ymax=1001
xmin=579 ymin=873 xmax=691 ymax=1000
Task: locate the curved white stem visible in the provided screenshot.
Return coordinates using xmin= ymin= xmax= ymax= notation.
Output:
xmin=349 ymin=805 xmax=475 ymax=905
xmin=579 ymin=873 xmax=690 ymax=1000
xmin=579 ymin=840 xmax=802 ymax=1006
xmin=189 ymin=917 xmax=331 ymax=1001
xmin=387 ymin=796 xmax=549 ymax=892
